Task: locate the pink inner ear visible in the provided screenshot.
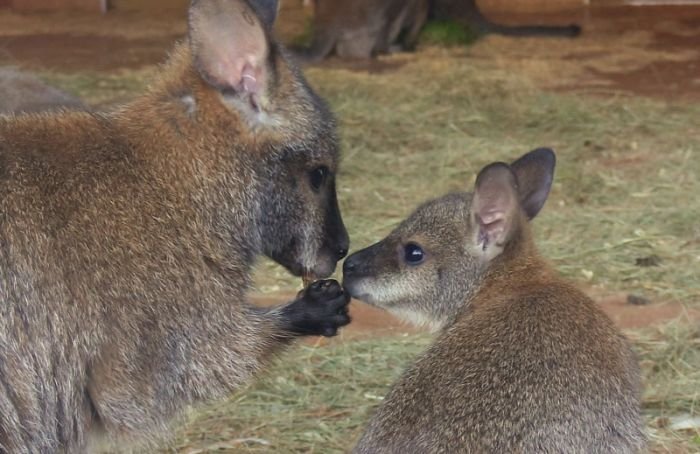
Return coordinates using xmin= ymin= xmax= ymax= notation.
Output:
xmin=191 ymin=0 xmax=268 ymax=97
xmin=477 ymin=211 xmax=507 ymax=250
xmin=472 ymin=164 xmax=518 ymax=251
xmin=241 ymin=66 xmax=258 ymax=93
xmin=478 ymin=209 xmax=506 ymax=226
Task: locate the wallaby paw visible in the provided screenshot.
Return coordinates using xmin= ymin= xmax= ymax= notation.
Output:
xmin=282 ymin=279 xmax=351 ymax=337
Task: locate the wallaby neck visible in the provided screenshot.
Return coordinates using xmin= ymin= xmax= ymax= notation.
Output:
xmin=467 ymin=224 xmax=554 ymax=314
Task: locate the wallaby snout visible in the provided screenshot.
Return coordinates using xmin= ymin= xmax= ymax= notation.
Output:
xmin=343 ymin=241 xmax=380 ymax=277
xmin=343 ymin=241 xmax=387 ymax=302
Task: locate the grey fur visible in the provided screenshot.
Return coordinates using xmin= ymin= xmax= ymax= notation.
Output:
xmin=298 ymin=0 xmax=429 ymax=61
xmin=345 ymin=149 xmax=646 ymax=453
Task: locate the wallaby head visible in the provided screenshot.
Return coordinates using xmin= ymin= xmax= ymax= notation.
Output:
xmin=343 ymin=148 xmax=554 ymax=327
xmin=182 ymin=0 xmax=348 ymax=278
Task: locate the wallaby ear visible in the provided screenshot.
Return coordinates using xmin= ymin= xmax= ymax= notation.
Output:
xmin=470 ymin=163 xmax=520 ymax=262
xmin=249 ymin=0 xmax=279 ymax=28
xmin=188 ymin=0 xmax=278 ymax=114
xmin=510 ymin=148 xmax=556 ymax=220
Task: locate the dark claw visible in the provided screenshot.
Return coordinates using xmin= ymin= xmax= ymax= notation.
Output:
xmin=281 ymin=279 xmax=352 ymax=337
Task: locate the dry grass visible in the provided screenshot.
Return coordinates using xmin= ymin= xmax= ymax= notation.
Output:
xmin=636 ymin=323 xmax=700 ymax=451
xmin=251 ymin=48 xmax=700 ymax=313
xmin=140 ymin=322 xmax=698 ymax=453
xmin=155 ymin=335 xmax=431 ymax=453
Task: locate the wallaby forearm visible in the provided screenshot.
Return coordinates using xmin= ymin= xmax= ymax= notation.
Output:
xmin=88 ymin=281 xmax=348 ymax=437
xmin=86 ymin=306 xmax=284 ymax=433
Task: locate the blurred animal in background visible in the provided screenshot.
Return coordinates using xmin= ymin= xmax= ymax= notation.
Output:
xmin=296 ymin=0 xmax=580 ymax=60
xmin=296 ymin=0 xmax=429 ymax=61
xmin=0 ymin=67 xmax=83 ymax=114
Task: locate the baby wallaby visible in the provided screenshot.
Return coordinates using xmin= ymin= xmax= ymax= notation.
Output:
xmin=344 ymin=149 xmax=645 ymax=453
xmin=0 ymin=0 xmax=351 ymax=452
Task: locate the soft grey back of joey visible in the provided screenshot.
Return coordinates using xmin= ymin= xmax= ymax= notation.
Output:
xmin=344 ymin=149 xmax=645 ymax=453
xmin=0 ymin=0 xmax=351 ymax=451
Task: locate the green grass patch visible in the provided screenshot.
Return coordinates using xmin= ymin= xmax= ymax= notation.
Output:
xmin=419 ymin=20 xmax=478 ymax=47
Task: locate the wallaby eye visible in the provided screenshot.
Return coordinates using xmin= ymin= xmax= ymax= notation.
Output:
xmin=309 ymin=166 xmax=328 ymax=191
xmin=404 ymin=243 xmax=425 ymax=265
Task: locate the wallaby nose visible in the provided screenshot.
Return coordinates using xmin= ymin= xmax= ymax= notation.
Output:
xmin=343 ymin=252 xmax=360 ymax=275
xmin=335 ymin=234 xmax=349 ymax=261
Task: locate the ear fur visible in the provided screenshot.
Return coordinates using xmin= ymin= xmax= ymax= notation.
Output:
xmin=188 ymin=0 xmax=277 ymax=120
xmin=510 ymin=148 xmax=556 ymax=220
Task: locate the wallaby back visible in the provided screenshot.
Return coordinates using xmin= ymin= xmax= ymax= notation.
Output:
xmin=345 ymin=149 xmax=645 ymax=453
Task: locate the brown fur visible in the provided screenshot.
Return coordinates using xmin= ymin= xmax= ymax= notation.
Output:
xmin=0 ymin=1 xmax=351 ymax=451
xmin=344 ymin=149 xmax=645 ymax=453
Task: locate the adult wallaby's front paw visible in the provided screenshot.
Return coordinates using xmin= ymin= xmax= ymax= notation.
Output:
xmin=282 ymin=279 xmax=351 ymax=337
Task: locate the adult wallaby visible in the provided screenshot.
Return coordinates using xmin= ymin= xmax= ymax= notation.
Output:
xmin=0 ymin=0 xmax=352 ymax=451
xmin=297 ymin=0 xmax=429 ymax=61
xmin=344 ymin=149 xmax=645 ymax=453
xmin=0 ymin=67 xmax=84 ymax=114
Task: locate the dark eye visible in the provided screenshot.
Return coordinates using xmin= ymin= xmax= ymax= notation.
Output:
xmin=404 ymin=243 xmax=425 ymax=265
xmin=309 ymin=166 xmax=328 ymax=191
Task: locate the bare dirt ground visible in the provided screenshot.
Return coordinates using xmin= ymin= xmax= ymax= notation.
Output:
xmin=253 ymin=290 xmax=700 ymax=342
xmin=1 ymin=1 xmax=698 ymax=337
